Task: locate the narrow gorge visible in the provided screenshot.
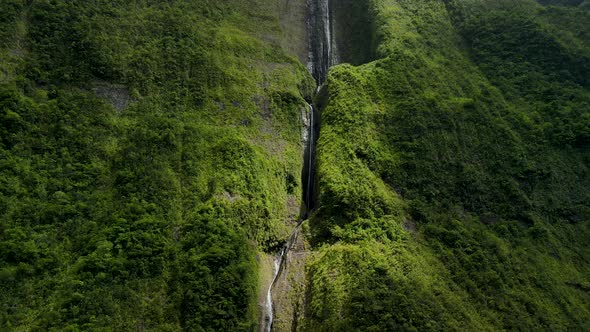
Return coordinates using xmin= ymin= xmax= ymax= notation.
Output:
xmin=262 ymin=0 xmax=335 ymax=330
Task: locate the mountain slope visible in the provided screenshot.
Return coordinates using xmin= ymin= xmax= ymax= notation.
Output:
xmin=0 ymin=1 xmax=312 ymax=330
xmin=304 ymin=0 xmax=590 ymax=330
xmin=1 ymin=0 xmax=589 ymax=331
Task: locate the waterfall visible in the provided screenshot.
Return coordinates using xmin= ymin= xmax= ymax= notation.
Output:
xmin=308 ymin=0 xmax=335 ymax=85
xmin=305 ymin=103 xmax=314 ymax=212
xmin=263 ymin=103 xmax=314 ymax=331
xmin=264 ymin=248 xmax=284 ymax=332
xmin=263 ymin=0 xmax=337 ymax=330
xmin=263 ymin=224 xmax=303 ymax=332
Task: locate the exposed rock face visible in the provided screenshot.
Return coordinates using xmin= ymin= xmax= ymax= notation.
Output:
xmin=262 ymin=0 xmax=338 ymax=330
xmin=279 ymin=0 xmax=310 ymax=63
xmin=269 ymin=223 xmax=310 ymax=332
xmin=93 ymin=83 xmax=132 ymax=111
xmin=307 ymin=0 xmax=337 ymax=84
xmin=307 ymin=0 xmax=375 ymax=84
xmin=330 ymin=0 xmax=375 ymax=65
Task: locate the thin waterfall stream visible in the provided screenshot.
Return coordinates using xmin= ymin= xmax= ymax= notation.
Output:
xmin=263 ymin=103 xmax=314 ymax=332
xmin=263 ymin=0 xmax=334 ymax=330
xmin=305 ymin=103 xmax=315 ymax=213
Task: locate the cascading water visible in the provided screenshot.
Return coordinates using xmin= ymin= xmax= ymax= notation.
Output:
xmin=263 ymin=104 xmax=314 ymax=332
xmin=264 ymin=248 xmax=283 ymax=332
xmin=308 ymin=0 xmax=337 ymax=85
xmin=263 ymin=0 xmax=336 ymax=330
xmin=263 ymin=223 xmax=303 ymax=332
xmin=305 ymin=103 xmax=314 ymax=212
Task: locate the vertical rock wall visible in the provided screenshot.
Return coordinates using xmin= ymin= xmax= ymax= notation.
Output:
xmin=279 ymin=0 xmax=310 ymax=64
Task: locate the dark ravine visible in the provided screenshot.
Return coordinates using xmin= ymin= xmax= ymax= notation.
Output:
xmin=263 ymin=0 xmax=337 ymax=330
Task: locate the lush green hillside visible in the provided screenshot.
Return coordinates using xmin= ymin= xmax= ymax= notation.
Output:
xmin=0 ymin=0 xmax=312 ymax=330
xmin=1 ymin=0 xmax=589 ymax=331
xmin=305 ymin=0 xmax=590 ymax=330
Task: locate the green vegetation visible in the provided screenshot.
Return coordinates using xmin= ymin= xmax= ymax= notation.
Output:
xmin=0 ymin=0 xmax=312 ymax=330
xmin=1 ymin=0 xmax=589 ymax=331
xmin=305 ymin=0 xmax=590 ymax=330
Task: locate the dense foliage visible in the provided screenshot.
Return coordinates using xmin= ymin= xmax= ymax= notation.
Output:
xmin=0 ymin=0 xmax=312 ymax=330
xmin=1 ymin=0 xmax=589 ymax=331
xmin=305 ymin=0 xmax=590 ymax=330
